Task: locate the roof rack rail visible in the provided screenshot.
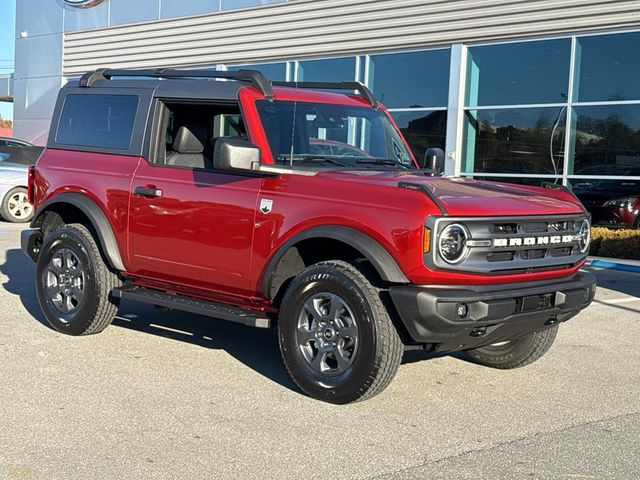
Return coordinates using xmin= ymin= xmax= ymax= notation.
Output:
xmin=272 ymin=81 xmax=377 ymax=107
xmin=78 ymin=68 xmax=275 ymax=99
xmin=78 ymin=69 xmax=379 ymax=107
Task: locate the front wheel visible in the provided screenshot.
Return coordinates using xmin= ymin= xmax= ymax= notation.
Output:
xmin=462 ymin=325 xmax=559 ymax=369
xmin=278 ymin=261 xmax=403 ymax=404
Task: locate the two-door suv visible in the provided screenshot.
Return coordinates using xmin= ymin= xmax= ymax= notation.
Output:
xmin=22 ymin=69 xmax=595 ymax=404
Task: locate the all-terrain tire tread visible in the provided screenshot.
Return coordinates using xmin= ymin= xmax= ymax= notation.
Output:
xmin=41 ymin=223 xmax=120 ymax=335
xmin=279 ymin=260 xmax=403 ymax=403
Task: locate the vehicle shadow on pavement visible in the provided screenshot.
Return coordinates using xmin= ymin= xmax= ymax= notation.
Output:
xmin=1 ymin=247 xmax=450 ymax=392
xmin=112 ymin=302 xmax=301 ymax=392
xmin=1 ymin=250 xmax=301 ymax=392
xmin=0 ymin=248 xmax=49 ymax=327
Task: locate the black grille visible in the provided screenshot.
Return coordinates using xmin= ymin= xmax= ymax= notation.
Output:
xmin=429 ymin=214 xmax=589 ymax=274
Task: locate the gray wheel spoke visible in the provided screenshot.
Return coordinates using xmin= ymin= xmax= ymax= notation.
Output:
xmin=328 ymin=294 xmax=343 ymax=321
xmin=297 ymin=327 xmax=315 ymax=344
xmin=46 ymin=284 xmax=61 ymax=297
xmin=334 ymin=348 xmax=351 ymax=371
xmin=340 ymin=326 xmax=358 ymax=339
xmin=63 ymin=250 xmax=75 ymax=270
xmin=304 ymin=298 xmax=324 ymax=322
xmin=70 ymin=286 xmax=84 ymax=302
xmin=310 ymin=351 xmax=327 ymax=373
xmin=48 ymin=263 xmax=64 ymax=276
xmin=64 ymin=293 xmax=75 ymax=312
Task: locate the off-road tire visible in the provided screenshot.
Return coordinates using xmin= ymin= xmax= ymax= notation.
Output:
xmin=1 ymin=187 xmax=33 ymax=223
xmin=278 ymin=260 xmax=403 ymax=404
xmin=463 ymin=325 xmax=559 ymax=369
xmin=35 ymin=223 xmax=121 ymax=335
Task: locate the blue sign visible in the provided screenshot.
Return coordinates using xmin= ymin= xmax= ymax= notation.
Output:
xmin=63 ymin=0 xmax=105 ymax=8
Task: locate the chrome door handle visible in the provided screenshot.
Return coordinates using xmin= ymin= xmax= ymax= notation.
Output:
xmin=134 ymin=186 xmax=163 ymax=198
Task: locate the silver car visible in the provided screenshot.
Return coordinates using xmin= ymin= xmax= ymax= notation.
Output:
xmin=0 ymin=151 xmax=34 ymax=223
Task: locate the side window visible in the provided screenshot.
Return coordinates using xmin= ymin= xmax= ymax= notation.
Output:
xmin=155 ymin=101 xmax=245 ymax=170
xmin=56 ymin=94 xmax=138 ymax=149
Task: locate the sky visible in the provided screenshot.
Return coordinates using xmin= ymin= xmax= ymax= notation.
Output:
xmin=0 ymin=0 xmax=16 ymax=121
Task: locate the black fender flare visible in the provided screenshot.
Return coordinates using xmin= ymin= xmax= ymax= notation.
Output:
xmin=31 ymin=193 xmax=125 ymax=272
xmin=262 ymin=225 xmax=409 ymax=299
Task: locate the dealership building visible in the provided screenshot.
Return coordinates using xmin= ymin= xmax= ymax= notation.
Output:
xmin=7 ymin=0 xmax=640 ymax=215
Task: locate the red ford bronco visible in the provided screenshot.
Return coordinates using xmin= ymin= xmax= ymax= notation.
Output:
xmin=22 ymin=69 xmax=595 ymax=404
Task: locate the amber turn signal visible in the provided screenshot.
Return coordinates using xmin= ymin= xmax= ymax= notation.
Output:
xmin=423 ymin=227 xmax=431 ymax=254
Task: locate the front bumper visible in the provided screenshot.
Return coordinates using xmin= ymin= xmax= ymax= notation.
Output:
xmin=389 ymin=271 xmax=596 ymax=352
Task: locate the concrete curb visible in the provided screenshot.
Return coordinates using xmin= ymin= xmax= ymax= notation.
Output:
xmin=587 ymin=256 xmax=640 ymax=273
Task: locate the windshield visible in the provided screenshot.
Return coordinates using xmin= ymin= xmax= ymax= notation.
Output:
xmin=256 ymin=100 xmax=414 ymax=168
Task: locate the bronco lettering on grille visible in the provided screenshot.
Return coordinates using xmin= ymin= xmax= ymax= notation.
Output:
xmin=493 ymin=235 xmax=575 ymax=248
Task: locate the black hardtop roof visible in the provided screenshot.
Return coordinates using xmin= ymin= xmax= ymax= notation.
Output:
xmin=64 ymin=77 xmax=245 ymax=102
xmin=64 ymin=68 xmax=378 ymax=106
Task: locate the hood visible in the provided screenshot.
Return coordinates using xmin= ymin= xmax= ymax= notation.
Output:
xmin=319 ymin=170 xmax=585 ymax=217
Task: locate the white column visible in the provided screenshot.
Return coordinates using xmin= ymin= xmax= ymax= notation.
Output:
xmin=444 ymin=43 xmax=467 ymax=176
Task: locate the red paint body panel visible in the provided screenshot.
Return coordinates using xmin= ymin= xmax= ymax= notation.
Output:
xmin=32 ymin=148 xmax=140 ymax=264
xmin=310 ymin=172 xmax=584 ymax=217
xmin=127 ymin=161 xmax=261 ymax=299
xmin=31 ymin=86 xmax=589 ymax=310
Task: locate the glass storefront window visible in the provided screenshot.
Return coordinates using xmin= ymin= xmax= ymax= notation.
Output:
xmin=297 ymin=57 xmax=356 ymax=82
xmin=110 ymin=0 xmax=159 ymax=25
xmin=227 ymin=62 xmax=287 ymax=81
xmin=466 ymin=39 xmax=571 ymax=107
xmin=570 ymin=179 xmax=640 ymax=229
xmin=369 ymin=50 xmax=450 ymax=109
xmin=467 ymin=176 xmax=561 ymax=187
xmin=570 ymin=105 xmax=640 ymax=176
xmin=463 ymin=107 xmax=566 ymax=175
xmin=575 ymin=32 xmax=640 ymax=102
xmin=391 ymin=110 xmax=447 ymax=162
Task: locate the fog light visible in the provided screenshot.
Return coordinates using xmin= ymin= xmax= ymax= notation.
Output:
xmin=456 ymin=303 xmax=469 ymax=319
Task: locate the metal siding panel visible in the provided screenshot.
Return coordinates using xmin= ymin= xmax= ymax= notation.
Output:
xmin=63 ymin=0 xmax=640 ymax=75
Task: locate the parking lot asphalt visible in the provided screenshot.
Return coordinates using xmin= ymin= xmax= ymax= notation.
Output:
xmin=0 ymin=222 xmax=638 ymax=480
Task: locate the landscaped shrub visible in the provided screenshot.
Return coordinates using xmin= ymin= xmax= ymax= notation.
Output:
xmin=589 ymin=227 xmax=640 ymax=260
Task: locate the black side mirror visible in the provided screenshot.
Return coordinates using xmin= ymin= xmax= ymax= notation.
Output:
xmin=213 ymin=138 xmax=260 ymax=172
xmin=420 ymin=147 xmax=445 ymax=175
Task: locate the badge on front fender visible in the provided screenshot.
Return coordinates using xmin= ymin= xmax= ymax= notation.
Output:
xmin=260 ymin=199 xmax=273 ymax=214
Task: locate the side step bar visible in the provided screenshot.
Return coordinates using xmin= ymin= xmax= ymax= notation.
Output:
xmin=112 ymin=285 xmax=271 ymax=329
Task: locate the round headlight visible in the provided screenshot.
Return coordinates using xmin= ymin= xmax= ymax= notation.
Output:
xmin=438 ymin=223 xmax=469 ymax=264
xmin=578 ymin=218 xmax=591 ymax=253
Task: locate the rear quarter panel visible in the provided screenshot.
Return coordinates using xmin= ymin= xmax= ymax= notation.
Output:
xmin=33 ymin=148 xmax=141 ymax=266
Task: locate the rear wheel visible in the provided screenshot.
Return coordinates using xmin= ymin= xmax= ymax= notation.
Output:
xmin=278 ymin=261 xmax=403 ymax=404
xmin=1 ymin=187 xmax=33 ymax=223
xmin=35 ymin=223 xmax=121 ymax=335
xmin=462 ymin=325 xmax=558 ymax=369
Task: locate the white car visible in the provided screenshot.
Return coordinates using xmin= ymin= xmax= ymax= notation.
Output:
xmin=0 ymin=151 xmax=34 ymax=223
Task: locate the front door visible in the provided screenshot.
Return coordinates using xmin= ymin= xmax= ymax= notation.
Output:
xmin=127 ymin=100 xmax=261 ymax=299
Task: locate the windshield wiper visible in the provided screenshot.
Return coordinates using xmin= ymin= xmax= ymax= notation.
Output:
xmin=355 ymin=158 xmax=410 ymax=169
xmin=276 ymin=155 xmax=350 ymax=167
